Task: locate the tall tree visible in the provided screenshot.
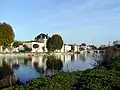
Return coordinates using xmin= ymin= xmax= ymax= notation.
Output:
xmin=46 ymin=38 xmax=53 ymax=52
xmin=0 ymin=22 xmax=15 ymax=48
xmin=46 ymin=34 xmax=63 ymax=52
xmin=71 ymin=45 xmax=74 ymax=52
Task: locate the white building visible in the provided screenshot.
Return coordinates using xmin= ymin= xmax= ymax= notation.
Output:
xmin=74 ymin=44 xmax=79 ymax=52
xmin=60 ymin=44 xmax=71 ymax=52
xmin=31 ymin=41 xmax=47 ymax=52
xmin=23 ymin=33 xmax=48 ymax=52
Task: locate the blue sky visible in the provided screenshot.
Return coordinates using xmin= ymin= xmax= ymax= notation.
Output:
xmin=1 ymin=0 xmax=120 ymax=46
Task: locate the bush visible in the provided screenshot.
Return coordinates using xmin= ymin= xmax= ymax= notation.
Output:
xmin=5 ymin=66 xmax=120 ymax=90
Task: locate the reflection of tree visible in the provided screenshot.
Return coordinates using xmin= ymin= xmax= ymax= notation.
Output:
xmin=0 ymin=59 xmax=16 ymax=88
xmin=33 ymin=62 xmax=44 ymax=73
xmin=46 ymin=56 xmax=63 ymax=71
xmin=42 ymin=55 xmax=47 ymax=64
xmin=71 ymin=54 xmax=75 ymax=62
xmin=71 ymin=45 xmax=74 ymax=52
xmin=12 ymin=63 xmax=20 ymax=70
xmin=1 ymin=60 xmax=13 ymax=78
xmin=63 ymin=55 xmax=65 ymax=62
xmin=7 ymin=57 xmax=12 ymax=66
xmin=24 ymin=57 xmax=32 ymax=66
xmin=79 ymin=54 xmax=86 ymax=61
xmin=42 ymin=46 xmax=45 ymax=52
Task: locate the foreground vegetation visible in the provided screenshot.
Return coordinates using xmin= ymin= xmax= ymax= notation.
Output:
xmin=6 ymin=68 xmax=120 ymax=90
xmin=4 ymin=46 xmax=120 ymax=90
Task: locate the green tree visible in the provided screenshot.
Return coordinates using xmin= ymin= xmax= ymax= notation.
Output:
xmin=12 ymin=41 xmax=22 ymax=48
xmin=0 ymin=22 xmax=15 ymax=48
xmin=46 ymin=38 xmax=53 ymax=52
xmin=71 ymin=45 xmax=74 ymax=52
xmin=46 ymin=34 xmax=63 ymax=52
xmin=23 ymin=44 xmax=32 ymax=52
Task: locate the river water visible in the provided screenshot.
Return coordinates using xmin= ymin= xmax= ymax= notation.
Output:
xmin=0 ymin=53 xmax=97 ymax=83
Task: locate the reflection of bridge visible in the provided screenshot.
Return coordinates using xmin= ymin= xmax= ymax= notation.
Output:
xmin=0 ymin=54 xmax=88 ymax=70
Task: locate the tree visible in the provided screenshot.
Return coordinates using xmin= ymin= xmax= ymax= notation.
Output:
xmin=13 ymin=41 xmax=22 ymax=48
xmin=46 ymin=38 xmax=53 ymax=52
xmin=0 ymin=22 xmax=15 ymax=48
xmin=71 ymin=45 xmax=74 ymax=52
xmin=23 ymin=44 xmax=32 ymax=52
xmin=89 ymin=45 xmax=97 ymax=50
xmin=46 ymin=34 xmax=63 ymax=52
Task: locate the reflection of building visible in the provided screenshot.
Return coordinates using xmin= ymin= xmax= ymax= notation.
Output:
xmin=100 ymin=45 xmax=107 ymax=49
xmin=0 ymin=46 xmax=3 ymax=52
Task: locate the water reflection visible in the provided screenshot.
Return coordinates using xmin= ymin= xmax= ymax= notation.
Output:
xmin=24 ymin=57 xmax=32 ymax=66
xmin=0 ymin=59 xmax=16 ymax=88
xmin=46 ymin=57 xmax=63 ymax=70
xmin=33 ymin=62 xmax=44 ymax=74
xmin=79 ymin=54 xmax=86 ymax=61
xmin=0 ymin=54 xmax=96 ymax=83
xmin=12 ymin=63 xmax=20 ymax=70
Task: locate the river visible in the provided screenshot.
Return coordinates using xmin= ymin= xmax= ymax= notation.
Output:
xmin=0 ymin=53 xmax=97 ymax=83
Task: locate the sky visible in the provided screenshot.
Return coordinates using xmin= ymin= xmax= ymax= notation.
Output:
xmin=1 ymin=0 xmax=120 ymax=46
